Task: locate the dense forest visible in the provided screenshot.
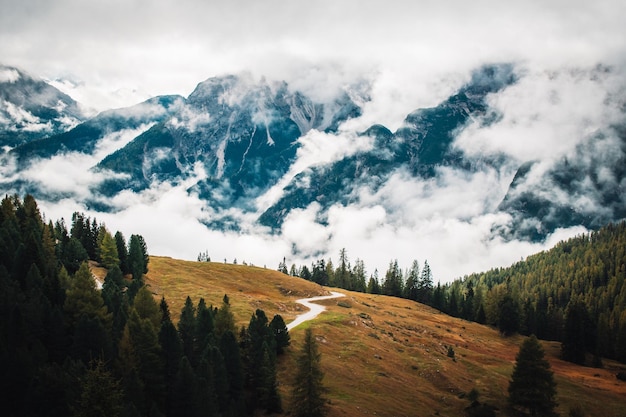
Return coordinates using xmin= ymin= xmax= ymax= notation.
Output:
xmin=0 ymin=194 xmax=290 ymax=417
xmin=434 ymin=221 xmax=626 ymax=365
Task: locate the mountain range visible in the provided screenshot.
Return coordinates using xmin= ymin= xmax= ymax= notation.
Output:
xmin=1 ymin=63 xmax=625 ymax=246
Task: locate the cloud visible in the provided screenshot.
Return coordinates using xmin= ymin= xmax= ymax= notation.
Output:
xmin=2 ymin=0 xmax=624 ymax=117
xmin=0 ymin=124 xmax=154 ymax=199
xmin=2 ymin=0 xmax=626 ymax=283
xmin=0 ymin=67 xmax=19 ymax=83
xmin=454 ymin=65 xmax=626 ymax=163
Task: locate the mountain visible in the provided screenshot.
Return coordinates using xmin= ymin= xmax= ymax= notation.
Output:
xmin=95 ymin=74 xmax=362 ymax=216
xmin=259 ymin=64 xmax=517 ymax=229
xmin=2 ymin=63 xmax=626 ymax=248
xmin=0 ymin=65 xmax=84 ymax=150
xmin=497 ymin=126 xmax=626 ymax=240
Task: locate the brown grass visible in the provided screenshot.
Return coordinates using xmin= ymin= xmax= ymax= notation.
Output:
xmin=141 ymin=256 xmax=626 ymax=417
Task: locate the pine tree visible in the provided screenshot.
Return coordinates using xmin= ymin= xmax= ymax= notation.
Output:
xmin=269 ymin=314 xmax=290 ymax=354
xmin=508 ymin=335 xmax=558 ymax=417
xmin=291 ymin=328 xmax=326 ymax=417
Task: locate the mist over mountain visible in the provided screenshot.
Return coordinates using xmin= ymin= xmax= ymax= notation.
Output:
xmin=1 ymin=62 xmax=625 ymax=279
xmin=0 ymin=65 xmax=84 ymax=150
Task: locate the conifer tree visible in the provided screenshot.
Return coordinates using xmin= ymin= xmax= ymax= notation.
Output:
xmin=64 ymin=262 xmax=111 ymax=329
xmin=562 ymin=299 xmax=591 ymax=364
xmin=383 ymin=259 xmax=403 ymax=297
xmin=352 ymin=259 xmax=367 ymax=293
xmin=220 ymin=330 xmax=244 ymax=409
xmin=74 ymin=359 xmax=123 ymax=417
xmin=417 ymin=260 xmax=433 ymax=304
xmin=98 ymin=227 xmax=119 ymax=269
xmin=114 ymin=231 xmax=129 ymax=274
xmin=133 ymin=285 xmax=161 ymax=330
xmin=291 ymin=327 xmax=326 ymax=417
xmin=404 ymin=260 xmax=420 ymax=301
xmin=214 ymin=294 xmax=236 ymax=339
xmin=508 ymin=335 xmax=558 ymax=417
xmin=269 ymin=314 xmax=290 ymax=354
xmin=178 ymin=296 xmax=197 ymax=364
xmin=170 ymin=356 xmax=199 ymax=417
xmin=196 ymin=297 xmax=215 ymax=352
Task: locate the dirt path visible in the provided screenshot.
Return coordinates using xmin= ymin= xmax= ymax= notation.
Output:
xmin=287 ymin=291 xmax=345 ymax=331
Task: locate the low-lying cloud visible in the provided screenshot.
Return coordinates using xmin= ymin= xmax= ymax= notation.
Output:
xmin=2 ymin=0 xmax=626 ymax=281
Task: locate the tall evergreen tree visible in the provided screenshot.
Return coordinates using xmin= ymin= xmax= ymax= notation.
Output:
xmin=562 ymin=299 xmax=592 ymax=364
xmin=114 ymin=231 xmax=129 ymax=275
xmin=219 ymin=330 xmax=244 ymax=411
xmin=178 ymin=296 xmax=197 ymax=365
xmin=269 ymin=314 xmax=290 ymax=354
xmin=382 ymin=259 xmax=403 ymax=297
xmin=291 ymin=327 xmax=326 ymax=417
xmin=417 ymin=260 xmax=433 ymax=304
xmin=352 ymin=259 xmax=367 ymax=293
xmin=498 ymin=294 xmax=520 ymax=336
xmin=404 ymin=260 xmax=420 ymax=301
xmin=508 ymin=335 xmax=558 ymax=417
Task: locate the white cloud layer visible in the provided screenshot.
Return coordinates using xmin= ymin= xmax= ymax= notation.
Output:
xmin=2 ymin=0 xmax=626 ymax=282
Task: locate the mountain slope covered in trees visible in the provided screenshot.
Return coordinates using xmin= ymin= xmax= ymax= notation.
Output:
xmin=438 ymin=221 xmax=626 ymax=364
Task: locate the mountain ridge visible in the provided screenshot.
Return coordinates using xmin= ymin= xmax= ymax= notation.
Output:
xmin=1 ymin=63 xmax=625 ymax=253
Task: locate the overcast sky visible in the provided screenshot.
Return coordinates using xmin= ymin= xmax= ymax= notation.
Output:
xmin=2 ymin=0 xmax=625 ymax=281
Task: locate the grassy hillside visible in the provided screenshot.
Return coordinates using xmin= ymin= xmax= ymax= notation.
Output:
xmin=138 ymin=256 xmax=626 ymax=417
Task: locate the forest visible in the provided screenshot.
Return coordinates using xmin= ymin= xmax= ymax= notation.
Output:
xmin=435 ymin=221 xmax=626 ymax=365
xmin=0 ymin=194 xmax=291 ymax=417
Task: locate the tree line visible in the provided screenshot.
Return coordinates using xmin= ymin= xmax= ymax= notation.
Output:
xmin=279 ymin=249 xmax=435 ymax=305
xmin=0 ymin=194 xmax=294 ymax=416
xmin=434 ymin=221 xmax=626 ymax=365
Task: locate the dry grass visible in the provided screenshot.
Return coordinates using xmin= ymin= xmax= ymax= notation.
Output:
xmin=139 ymin=256 xmax=626 ymax=417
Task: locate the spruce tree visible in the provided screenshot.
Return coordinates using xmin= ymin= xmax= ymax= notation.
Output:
xmin=269 ymin=314 xmax=290 ymax=354
xmin=508 ymin=335 xmax=558 ymax=417
xmin=291 ymin=327 xmax=326 ymax=417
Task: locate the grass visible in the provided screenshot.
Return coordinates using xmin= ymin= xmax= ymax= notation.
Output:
xmin=137 ymin=256 xmax=626 ymax=417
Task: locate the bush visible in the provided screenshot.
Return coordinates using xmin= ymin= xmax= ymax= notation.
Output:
xmin=447 ymin=346 xmax=455 ymax=359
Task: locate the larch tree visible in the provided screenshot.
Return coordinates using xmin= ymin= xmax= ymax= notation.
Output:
xmin=291 ymin=327 xmax=326 ymax=417
xmin=98 ymin=227 xmax=119 ymax=269
xmin=508 ymin=335 xmax=558 ymax=417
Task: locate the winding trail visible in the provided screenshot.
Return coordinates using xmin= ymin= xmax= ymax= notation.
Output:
xmin=287 ymin=291 xmax=346 ymax=331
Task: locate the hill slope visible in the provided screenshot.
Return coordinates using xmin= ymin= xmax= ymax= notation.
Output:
xmin=141 ymin=256 xmax=626 ymax=417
